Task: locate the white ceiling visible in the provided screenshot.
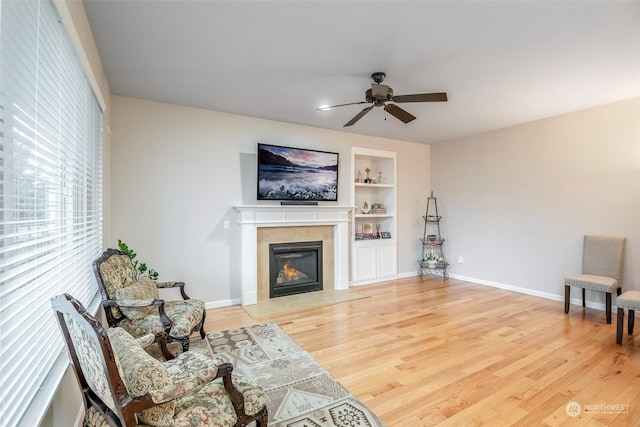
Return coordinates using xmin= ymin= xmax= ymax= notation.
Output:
xmin=83 ymin=0 xmax=640 ymax=145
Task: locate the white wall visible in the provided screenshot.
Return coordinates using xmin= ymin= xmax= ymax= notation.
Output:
xmin=431 ymin=97 xmax=640 ymax=304
xmin=109 ymin=96 xmax=431 ymax=306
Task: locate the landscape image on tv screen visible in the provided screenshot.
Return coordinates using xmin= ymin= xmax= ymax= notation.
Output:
xmin=257 ymin=143 xmax=339 ymax=201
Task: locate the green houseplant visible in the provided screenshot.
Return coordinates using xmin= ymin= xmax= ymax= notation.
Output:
xmin=117 ymin=239 xmax=159 ymax=280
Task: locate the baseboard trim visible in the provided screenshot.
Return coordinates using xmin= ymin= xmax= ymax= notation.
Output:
xmin=204 ymin=298 xmax=240 ymax=310
xmin=448 ymin=273 xmax=611 ymax=312
xmin=397 ymin=271 xmax=417 ymax=279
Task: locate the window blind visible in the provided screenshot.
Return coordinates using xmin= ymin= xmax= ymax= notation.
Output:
xmin=0 ymin=1 xmax=103 ymax=425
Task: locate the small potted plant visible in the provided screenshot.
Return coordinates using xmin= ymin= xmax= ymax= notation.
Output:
xmin=118 ymin=239 xmax=159 ymax=280
xmin=423 ymin=250 xmax=443 ymax=268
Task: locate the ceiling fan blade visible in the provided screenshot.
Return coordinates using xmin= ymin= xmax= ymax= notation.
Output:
xmin=384 ymin=103 xmax=416 ymax=124
xmin=343 ymin=105 xmax=374 ymax=127
xmin=317 ymin=101 xmax=369 ymax=110
xmin=392 ymin=92 xmax=448 ymax=103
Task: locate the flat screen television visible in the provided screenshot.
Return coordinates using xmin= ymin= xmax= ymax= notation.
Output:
xmin=257 ymin=143 xmax=339 ymax=202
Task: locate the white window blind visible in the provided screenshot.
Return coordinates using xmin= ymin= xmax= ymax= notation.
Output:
xmin=0 ymin=0 xmax=103 ymax=425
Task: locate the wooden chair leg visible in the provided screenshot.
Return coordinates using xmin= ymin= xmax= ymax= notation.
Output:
xmin=617 ymin=287 xmax=622 ymax=296
xmin=181 ymin=336 xmax=190 ymax=353
xmin=199 ymin=310 xmax=207 ymax=339
xmin=564 ymin=285 xmax=570 ymax=314
xmin=156 ymin=333 xmax=175 ymax=361
xmin=582 ymin=288 xmax=586 ymax=308
xmin=617 ymin=307 xmax=624 ymax=344
xmin=606 ymin=292 xmax=612 ymax=324
xmin=629 ymin=309 xmax=635 ymax=335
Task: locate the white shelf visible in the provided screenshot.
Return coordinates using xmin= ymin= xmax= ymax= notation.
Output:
xmin=354 ymin=183 xmax=394 ymax=188
xmin=354 ymin=214 xmax=394 ymax=219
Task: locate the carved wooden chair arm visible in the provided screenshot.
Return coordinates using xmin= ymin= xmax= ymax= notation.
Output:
xmin=104 ymin=298 xmax=173 ymax=331
xmin=219 ymin=363 xmax=261 ymax=425
xmin=155 ymin=281 xmax=191 ymax=300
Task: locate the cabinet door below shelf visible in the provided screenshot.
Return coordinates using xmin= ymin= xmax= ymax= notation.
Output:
xmin=353 ymin=241 xmax=377 ymax=281
xmin=352 ymin=239 xmax=397 ymax=283
xmin=377 ymin=240 xmax=397 ymax=278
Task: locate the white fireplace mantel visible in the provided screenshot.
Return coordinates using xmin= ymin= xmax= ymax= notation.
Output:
xmin=234 ymin=205 xmax=354 ymax=305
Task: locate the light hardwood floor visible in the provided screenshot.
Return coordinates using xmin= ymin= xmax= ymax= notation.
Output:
xmin=204 ymin=276 xmax=640 ymax=426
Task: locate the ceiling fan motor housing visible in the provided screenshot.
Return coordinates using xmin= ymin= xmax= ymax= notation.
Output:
xmin=366 ymin=86 xmax=393 ymax=105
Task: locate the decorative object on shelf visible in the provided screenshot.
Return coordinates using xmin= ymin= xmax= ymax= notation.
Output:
xmin=362 ymin=222 xmax=373 ymax=234
xmin=418 ymin=191 xmax=448 ymax=279
xmin=376 ymin=224 xmax=381 ymax=238
xmin=362 ymin=200 xmax=371 ymax=214
xmin=356 ymin=169 xmax=363 ymax=183
xmin=364 ymin=167 xmax=373 ymax=183
xmin=378 ymin=171 xmax=383 ymax=184
xmin=371 ymin=203 xmax=386 ymax=214
xmin=381 ymin=231 xmax=391 ymax=239
xmin=355 ymin=233 xmax=376 ymax=240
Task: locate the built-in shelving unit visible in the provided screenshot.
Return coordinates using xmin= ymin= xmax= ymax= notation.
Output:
xmin=350 ymin=147 xmax=397 ymax=284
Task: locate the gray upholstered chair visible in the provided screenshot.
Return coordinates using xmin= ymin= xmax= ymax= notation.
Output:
xmin=616 ymin=290 xmax=640 ymax=344
xmin=51 ymin=293 xmax=268 ymax=427
xmin=564 ymin=235 xmax=626 ymax=324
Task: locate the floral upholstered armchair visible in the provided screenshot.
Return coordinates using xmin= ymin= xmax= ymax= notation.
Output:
xmin=93 ymin=248 xmax=206 ymax=359
xmin=51 ymin=294 xmax=268 ymax=427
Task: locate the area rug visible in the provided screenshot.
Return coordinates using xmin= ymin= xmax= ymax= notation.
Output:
xmin=161 ymin=323 xmax=385 ymax=426
xmin=208 ymin=322 xmax=385 ymax=426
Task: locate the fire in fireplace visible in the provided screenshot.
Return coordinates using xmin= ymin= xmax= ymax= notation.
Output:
xmin=269 ymin=241 xmax=323 ymax=298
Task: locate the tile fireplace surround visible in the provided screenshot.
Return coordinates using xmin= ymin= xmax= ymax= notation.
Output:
xmin=234 ymin=205 xmax=353 ymax=305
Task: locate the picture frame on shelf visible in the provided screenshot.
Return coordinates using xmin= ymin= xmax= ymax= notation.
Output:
xmin=362 ymin=223 xmax=373 ymax=234
xmin=381 ymin=231 xmax=391 ymax=239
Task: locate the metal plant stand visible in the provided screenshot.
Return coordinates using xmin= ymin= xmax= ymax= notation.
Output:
xmin=418 ymin=191 xmax=449 ymax=279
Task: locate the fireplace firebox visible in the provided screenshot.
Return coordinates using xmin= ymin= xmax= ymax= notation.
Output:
xmin=269 ymin=241 xmax=323 ymax=298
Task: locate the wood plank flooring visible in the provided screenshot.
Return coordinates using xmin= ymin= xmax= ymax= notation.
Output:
xmin=204 ymin=276 xmax=640 ymax=426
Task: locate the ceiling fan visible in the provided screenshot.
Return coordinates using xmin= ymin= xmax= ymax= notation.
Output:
xmin=318 ymin=72 xmax=447 ymax=127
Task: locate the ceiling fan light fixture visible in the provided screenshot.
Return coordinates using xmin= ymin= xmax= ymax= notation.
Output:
xmin=371 ymin=84 xmax=391 ymax=99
